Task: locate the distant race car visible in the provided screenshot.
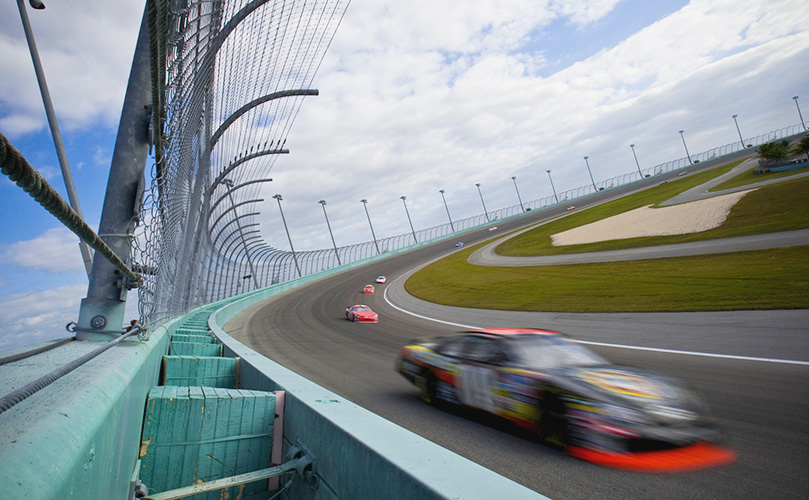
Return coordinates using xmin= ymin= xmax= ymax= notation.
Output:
xmin=488 ymin=226 xmax=498 ymax=231
xmin=396 ymin=328 xmax=734 ymax=472
xmin=455 ymin=242 xmax=464 ymax=248
xmin=375 ymin=276 xmax=387 ymax=284
xmin=362 ymin=284 xmax=375 ymax=294
xmin=345 ymin=305 xmax=378 ymax=323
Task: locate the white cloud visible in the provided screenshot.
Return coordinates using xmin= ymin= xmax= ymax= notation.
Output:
xmin=92 ymin=145 xmax=110 ymax=168
xmin=0 ymin=227 xmax=85 ymax=272
xmin=2 ymin=0 xmax=809 ymax=349
xmin=0 ymin=1 xmax=142 ymax=138
xmin=0 ymin=284 xmax=85 ymax=350
xmin=550 ymin=0 xmax=625 ymax=26
xmin=259 ymin=0 xmax=809 ymax=253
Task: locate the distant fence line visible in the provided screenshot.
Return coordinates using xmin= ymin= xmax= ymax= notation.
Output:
xmin=145 ymin=123 xmax=803 ymax=319
xmin=130 ymin=0 xmax=806 ymax=326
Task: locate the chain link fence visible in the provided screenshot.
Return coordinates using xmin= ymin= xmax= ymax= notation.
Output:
xmin=130 ymin=1 xmax=807 ymax=328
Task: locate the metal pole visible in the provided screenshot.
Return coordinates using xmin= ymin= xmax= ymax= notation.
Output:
xmin=361 ymin=199 xmax=380 ymax=254
xmin=16 ymin=0 xmax=93 ymax=276
xmin=273 ymin=194 xmax=301 ymax=278
xmin=475 ymin=183 xmax=490 ymax=222
xmin=630 ymin=144 xmax=643 ymax=178
xmin=732 ymin=114 xmax=745 ymax=147
xmin=679 ymin=130 xmax=693 ymax=165
xmin=400 ymin=196 xmax=417 ymax=244
xmin=511 ymin=176 xmax=525 ymax=212
xmin=583 ymin=156 xmax=597 ymax=191
xmin=439 ymin=190 xmax=454 ymax=232
xmin=318 ymin=200 xmax=341 ymax=265
xmin=793 ymin=96 xmax=806 ymax=131
xmin=223 ymin=179 xmax=260 ymax=289
xmin=77 ymin=6 xmax=152 ymax=340
xmin=546 ymin=170 xmax=559 ymax=203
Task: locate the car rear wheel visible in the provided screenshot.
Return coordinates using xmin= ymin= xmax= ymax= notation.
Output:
xmin=538 ymin=394 xmax=568 ymax=450
xmin=416 ymin=371 xmax=437 ymax=406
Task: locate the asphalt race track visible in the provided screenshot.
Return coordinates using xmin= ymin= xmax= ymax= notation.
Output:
xmin=227 ymin=166 xmax=809 ymax=499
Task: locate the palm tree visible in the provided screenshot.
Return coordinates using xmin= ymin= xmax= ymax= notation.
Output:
xmin=757 ymin=140 xmax=790 ymax=161
xmin=794 ymin=136 xmax=809 ymax=162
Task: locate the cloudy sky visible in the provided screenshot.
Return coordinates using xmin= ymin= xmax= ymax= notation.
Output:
xmin=1 ymin=0 xmax=808 ymax=350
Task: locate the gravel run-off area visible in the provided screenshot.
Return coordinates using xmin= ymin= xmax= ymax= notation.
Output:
xmin=551 ymin=189 xmax=755 ymax=246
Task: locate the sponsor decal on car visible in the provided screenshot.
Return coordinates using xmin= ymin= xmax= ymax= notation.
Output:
xmin=577 ymin=368 xmax=669 ymax=399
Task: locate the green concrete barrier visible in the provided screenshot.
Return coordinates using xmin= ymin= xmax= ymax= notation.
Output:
xmin=207 ymin=240 xmax=549 ymax=500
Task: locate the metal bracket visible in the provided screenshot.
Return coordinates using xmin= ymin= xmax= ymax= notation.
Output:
xmin=287 ymin=439 xmax=318 ymax=489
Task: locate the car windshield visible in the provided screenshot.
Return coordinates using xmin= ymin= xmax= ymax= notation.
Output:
xmin=509 ymin=334 xmax=607 ymax=370
xmin=354 ymin=306 xmax=371 ymax=311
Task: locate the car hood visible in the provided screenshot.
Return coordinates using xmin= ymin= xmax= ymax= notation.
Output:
xmin=354 ymin=310 xmax=376 ymax=317
xmin=554 ymin=365 xmax=702 ymax=411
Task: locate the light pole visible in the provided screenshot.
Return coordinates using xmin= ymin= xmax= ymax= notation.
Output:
xmin=318 ymin=200 xmax=340 ymax=266
xmin=439 ymin=190 xmax=455 ymax=232
xmin=360 ymin=199 xmax=380 ymax=254
xmin=400 ymin=196 xmax=418 ymax=244
xmin=511 ymin=176 xmax=525 ymax=212
xmin=630 ymin=144 xmax=643 ymax=178
xmin=679 ymin=130 xmax=693 ymax=165
xmin=794 ymin=96 xmax=806 ymax=131
xmin=273 ymin=194 xmax=301 ymax=278
xmin=17 ymin=0 xmax=93 ymax=276
xmin=583 ymin=156 xmax=597 ymax=191
xmin=222 ymin=179 xmax=260 ymax=290
xmin=732 ymin=114 xmax=745 ymax=147
xmin=475 ymin=183 xmax=490 ymax=222
xmin=546 ymin=169 xmax=559 ymax=203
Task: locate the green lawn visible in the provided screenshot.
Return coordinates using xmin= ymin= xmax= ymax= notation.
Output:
xmin=404 ymin=161 xmax=809 ymax=312
xmin=709 ymin=163 xmax=809 ymax=192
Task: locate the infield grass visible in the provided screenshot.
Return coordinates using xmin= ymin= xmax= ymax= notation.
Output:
xmin=404 ymin=161 xmax=809 ymax=312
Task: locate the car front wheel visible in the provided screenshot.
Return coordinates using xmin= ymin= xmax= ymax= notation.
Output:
xmin=537 ymin=394 xmax=568 ymax=450
xmin=416 ymin=371 xmax=437 ymax=406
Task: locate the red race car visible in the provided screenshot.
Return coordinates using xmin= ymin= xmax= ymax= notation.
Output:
xmin=345 ymin=305 xmax=378 ymax=323
xmin=362 ymin=284 xmax=375 ymax=294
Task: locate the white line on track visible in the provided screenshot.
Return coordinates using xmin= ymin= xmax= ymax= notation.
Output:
xmin=384 ymin=275 xmax=809 ymax=367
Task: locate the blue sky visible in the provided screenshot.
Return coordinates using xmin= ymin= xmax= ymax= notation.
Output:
xmin=1 ymin=0 xmax=808 ymax=350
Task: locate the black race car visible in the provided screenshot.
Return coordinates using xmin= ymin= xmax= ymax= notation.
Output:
xmin=396 ymin=328 xmax=735 ymax=471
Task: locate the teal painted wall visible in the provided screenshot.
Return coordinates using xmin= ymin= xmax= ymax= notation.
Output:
xmin=0 ymin=227 xmax=543 ymax=499
xmin=0 ymin=317 xmax=181 ymax=499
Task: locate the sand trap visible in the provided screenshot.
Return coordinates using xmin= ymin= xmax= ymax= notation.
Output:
xmin=551 ymin=189 xmax=755 ymax=246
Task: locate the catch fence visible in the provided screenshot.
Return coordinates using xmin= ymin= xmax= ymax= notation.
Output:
xmin=131 ymin=1 xmax=807 ymax=327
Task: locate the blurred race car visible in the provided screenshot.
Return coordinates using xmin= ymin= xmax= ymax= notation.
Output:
xmin=362 ymin=284 xmax=375 ymax=294
xmin=396 ymin=328 xmax=734 ymax=471
xmin=345 ymin=305 xmax=378 ymax=323
xmin=455 ymin=242 xmax=464 ymax=248
xmin=376 ymin=276 xmax=387 ymax=284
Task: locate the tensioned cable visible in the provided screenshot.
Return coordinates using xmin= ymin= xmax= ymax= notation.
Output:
xmin=0 ymin=326 xmax=141 ymax=416
xmin=0 ymin=132 xmax=139 ymax=283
